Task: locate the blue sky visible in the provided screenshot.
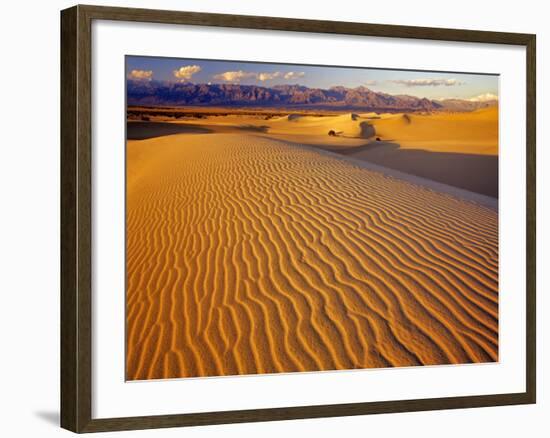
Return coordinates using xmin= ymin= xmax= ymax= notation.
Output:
xmin=126 ymin=56 xmax=498 ymax=100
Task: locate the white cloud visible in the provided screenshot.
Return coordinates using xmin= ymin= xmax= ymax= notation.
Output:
xmin=258 ymin=71 xmax=282 ymax=81
xmin=283 ymin=71 xmax=305 ymax=80
xmin=364 ymin=80 xmax=378 ymax=86
xmin=213 ymin=70 xmax=257 ymax=82
xmin=213 ymin=70 xmax=305 ymax=83
xmin=389 ymin=78 xmax=465 ymax=87
xmin=468 ymin=93 xmax=498 ymax=102
xmin=173 ymin=65 xmax=202 ymax=81
xmin=129 ymin=69 xmax=153 ymax=80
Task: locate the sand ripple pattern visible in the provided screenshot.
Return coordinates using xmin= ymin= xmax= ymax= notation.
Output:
xmin=126 ymin=133 xmax=498 ymax=380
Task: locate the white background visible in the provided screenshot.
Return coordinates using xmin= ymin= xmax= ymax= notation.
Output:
xmin=93 ymin=20 xmax=526 ymax=419
xmin=0 ymin=0 xmax=546 ymax=437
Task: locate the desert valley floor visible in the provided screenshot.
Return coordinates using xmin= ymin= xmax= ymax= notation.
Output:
xmin=126 ymin=110 xmax=499 ymax=380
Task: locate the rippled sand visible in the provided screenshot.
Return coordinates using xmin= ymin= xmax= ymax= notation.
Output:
xmin=126 ymin=133 xmax=498 ymax=380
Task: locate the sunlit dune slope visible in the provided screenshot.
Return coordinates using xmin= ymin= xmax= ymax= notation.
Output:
xmin=126 ymin=133 xmax=498 ymax=380
xmin=134 ymin=107 xmax=498 ymax=155
xmin=268 ymin=113 xmax=375 ymax=138
xmin=366 ymin=107 xmax=499 ymax=155
xmin=262 ymin=108 xmax=499 ymax=154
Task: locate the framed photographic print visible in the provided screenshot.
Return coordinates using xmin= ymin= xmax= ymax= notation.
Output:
xmin=60 ymin=4 xmax=536 ymax=433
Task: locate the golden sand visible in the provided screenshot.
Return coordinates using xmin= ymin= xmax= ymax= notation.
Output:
xmin=129 ymin=107 xmax=498 ymax=196
xmin=126 ymin=130 xmax=498 ymax=380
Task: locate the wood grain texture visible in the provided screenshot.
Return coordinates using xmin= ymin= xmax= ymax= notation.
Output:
xmin=61 ymin=5 xmax=94 ymax=432
xmin=60 ymin=5 xmax=78 ymax=432
xmin=60 ymin=4 xmax=536 ymax=433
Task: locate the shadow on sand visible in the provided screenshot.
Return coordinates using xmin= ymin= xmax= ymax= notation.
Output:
xmin=127 ymin=121 xmax=212 ymax=140
xmin=335 ymin=141 xmax=498 ymax=198
xmin=237 ymin=124 xmax=270 ymax=133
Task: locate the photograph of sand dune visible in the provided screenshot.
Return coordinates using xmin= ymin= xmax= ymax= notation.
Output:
xmin=125 ymin=56 xmax=499 ymax=381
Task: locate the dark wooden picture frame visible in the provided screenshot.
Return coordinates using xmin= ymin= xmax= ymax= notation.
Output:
xmin=61 ymin=4 xmax=536 ymax=433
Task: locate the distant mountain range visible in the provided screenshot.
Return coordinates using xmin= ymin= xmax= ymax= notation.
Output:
xmin=127 ymin=81 xmax=497 ymax=112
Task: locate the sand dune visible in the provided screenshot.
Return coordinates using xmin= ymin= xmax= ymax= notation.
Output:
xmin=269 ymin=112 xmax=376 ymax=139
xmin=364 ymin=107 xmax=499 ymax=155
xmin=126 ymin=132 xmax=498 ymax=380
xmin=129 ymin=107 xmax=498 ymax=155
xmin=128 ymin=107 xmax=498 ymax=197
xmin=338 ymin=108 xmax=499 ymax=197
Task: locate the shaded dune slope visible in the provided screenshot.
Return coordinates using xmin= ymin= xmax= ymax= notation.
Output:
xmin=126 ymin=133 xmax=498 ymax=380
